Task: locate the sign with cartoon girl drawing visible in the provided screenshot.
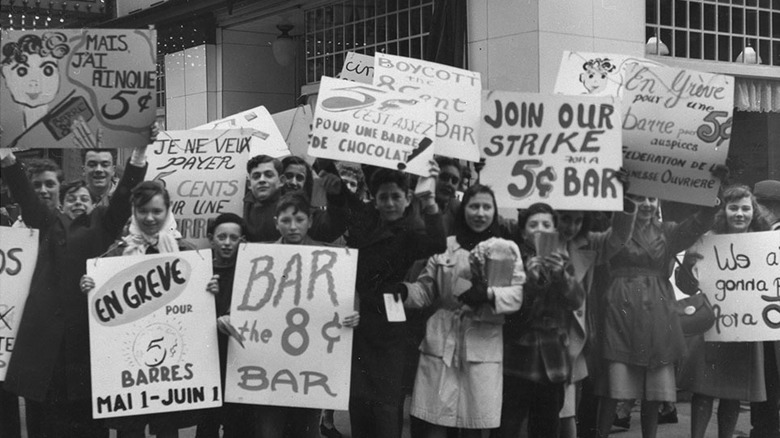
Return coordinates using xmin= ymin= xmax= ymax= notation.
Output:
xmin=0 ymin=29 xmax=157 ymax=149
xmin=309 ymin=76 xmax=436 ymax=176
xmin=87 ymin=251 xmax=221 ymax=418
xmin=553 ymin=51 xmax=664 ymax=97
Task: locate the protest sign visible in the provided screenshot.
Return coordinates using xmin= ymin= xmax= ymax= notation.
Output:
xmin=309 ymin=76 xmax=436 ymax=176
xmin=374 ymin=53 xmax=482 ymax=162
xmin=0 ymin=227 xmax=38 ymax=380
xmin=553 ymin=51 xmax=663 ymax=97
xmin=225 ymin=243 xmax=357 ymax=410
xmin=0 ymin=29 xmax=157 ymax=149
xmin=195 ymin=105 xmax=290 ymax=158
xmin=620 ymin=64 xmax=733 ymax=205
xmin=479 ymin=90 xmax=623 ymax=211
xmin=87 ymin=250 xmax=220 ymax=418
xmin=337 ymin=52 xmax=374 ymax=84
xmin=146 ymin=129 xmax=258 ymax=247
xmin=689 ymin=231 xmax=780 ymax=342
xmin=272 ymin=105 xmax=314 ymax=163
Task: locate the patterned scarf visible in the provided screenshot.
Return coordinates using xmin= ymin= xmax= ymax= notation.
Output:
xmin=122 ymin=209 xmax=181 ymax=256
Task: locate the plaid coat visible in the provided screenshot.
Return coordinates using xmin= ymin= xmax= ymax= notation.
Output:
xmin=503 ymin=245 xmax=585 ymax=384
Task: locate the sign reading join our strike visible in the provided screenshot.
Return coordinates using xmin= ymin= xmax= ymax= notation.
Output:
xmin=620 ymin=64 xmax=733 ymax=206
xmin=373 ymin=53 xmax=482 ymax=162
xmin=0 ymin=29 xmax=157 ymax=149
xmin=691 ymin=231 xmax=780 ymax=342
xmin=194 ymin=105 xmax=290 ymax=158
xmin=0 ymin=227 xmax=38 ymax=380
xmin=338 ymin=52 xmax=374 ymax=84
xmin=146 ymin=129 xmax=259 ymax=248
xmin=225 ymin=243 xmax=357 ymax=410
xmin=87 ymin=251 xmax=221 ymax=418
xmin=309 ymin=76 xmax=436 ymax=176
xmin=479 ymin=90 xmax=623 ymax=211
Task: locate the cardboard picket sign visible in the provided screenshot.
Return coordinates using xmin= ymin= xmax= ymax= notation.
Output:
xmin=337 ymin=52 xmax=374 ymax=84
xmin=0 ymin=227 xmax=39 ymax=381
xmin=272 ymin=105 xmax=314 ymax=163
xmin=374 ymin=53 xmax=482 ymax=162
xmin=479 ymin=90 xmax=623 ymax=211
xmin=690 ymin=231 xmax=780 ymax=342
xmin=0 ymin=29 xmax=157 ymax=149
xmin=87 ymin=251 xmax=221 ymax=418
xmin=194 ymin=105 xmax=290 ymax=158
xmin=309 ymin=76 xmax=436 ymax=176
xmin=619 ymin=63 xmax=733 ymax=206
xmin=553 ymin=51 xmax=663 ymax=97
xmin=145 ymin=129 xmax=259 ymax=248
xmin=225 ymin=243 xmax=357 ymax=410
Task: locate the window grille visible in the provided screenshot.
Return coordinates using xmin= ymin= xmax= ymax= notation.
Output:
xmin=646 ymin=0 xmax=780 ymax=67
xmin=156 ymin=54 xmax=166 ymax=109
xmin=304 ymin=0 xmax=435 ymax=84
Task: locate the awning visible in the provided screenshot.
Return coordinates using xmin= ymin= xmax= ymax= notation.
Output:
xmin=735 ymin=78 xmax=780 ymax=113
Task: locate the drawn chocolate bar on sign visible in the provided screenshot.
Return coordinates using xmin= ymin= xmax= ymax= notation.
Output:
xmin=43 ymin=95 xmax=95 ymax=140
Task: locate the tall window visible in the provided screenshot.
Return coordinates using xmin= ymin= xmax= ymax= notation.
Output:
xmin=646 ymin=0 xmax=780 ymax=66
xmin=304 ymin=0 xmax=435 ymax=84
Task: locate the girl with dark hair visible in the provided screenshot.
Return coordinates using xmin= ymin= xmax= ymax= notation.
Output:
xmin=402 ymin=184 xmax=525 ymax=437
xmin=553 ymin=206 xmax=636 ymax=438
xmin=499 ymin=203 xmax=585 ymax=437
xmin=80 ymin=180 xmax=196 ymax=438
xmin=677 ymin=185 xmax=774 ymax=438
xmin=595 ymin=178 xmax=725 ymax=438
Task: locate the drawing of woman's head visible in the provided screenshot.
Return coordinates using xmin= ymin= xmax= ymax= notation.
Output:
xmin=1 ymin=32 xmax=70 ymax=108
xmin=579 ymin=57 xmax=616 ymax=94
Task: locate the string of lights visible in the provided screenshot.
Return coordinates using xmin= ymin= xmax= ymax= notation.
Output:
xmin=0 ymin=0 xmax=107 ymax=30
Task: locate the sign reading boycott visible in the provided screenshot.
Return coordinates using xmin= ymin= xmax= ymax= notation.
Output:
xmin=195 ymin=105 xmax=290 ymax=158
xmin=309 ymin=76 xmax=436 ymax=176
xmin=87 ymin=251 xmax=220 ymax=418
xmin=620 ymin=64 xmax=733 ymax=205
xmin=373 ymin=53 xmax=482 ymax=162
xmin=225 ymin=243 xmax=357 ymax=410
xmin=0 ymin=29 xmax=157 ymax=149
xmin=691 ymin=231 xmax=780 ymax=342
xmin=0 ymin=227 xmax=38 ymax=380
xmin=146 ymin=129 xmax=259 ymax=247
xmin=479 ymin=90 xmax=623 ymax=211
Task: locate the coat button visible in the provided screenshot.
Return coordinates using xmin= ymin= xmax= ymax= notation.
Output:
xmin=576 ymin=310 xmax=584 ymax=317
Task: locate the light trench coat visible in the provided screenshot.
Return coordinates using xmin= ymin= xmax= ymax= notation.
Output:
xmin=404 ymin=236 xmax=525 ymax=429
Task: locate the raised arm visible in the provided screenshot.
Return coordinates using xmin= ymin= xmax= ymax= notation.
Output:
xmin=103 ymin=141 xmax=150 ymax=235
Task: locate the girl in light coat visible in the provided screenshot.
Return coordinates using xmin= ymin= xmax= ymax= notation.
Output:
xmin=403 ymin=184 xmax=525 ymax=437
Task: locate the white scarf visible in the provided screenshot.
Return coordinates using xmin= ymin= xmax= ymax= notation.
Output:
xmin=122 ymin=209 xmax=181 ymax=256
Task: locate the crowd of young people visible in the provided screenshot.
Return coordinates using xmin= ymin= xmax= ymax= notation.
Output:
xmin=2 ymin=128 xmax=780 ymax=438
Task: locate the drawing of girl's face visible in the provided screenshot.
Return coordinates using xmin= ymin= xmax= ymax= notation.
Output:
xmin=1 ymin=53 xmax=61 ymax=108
xmin=580 ymin=66 xmax=609 ymax=94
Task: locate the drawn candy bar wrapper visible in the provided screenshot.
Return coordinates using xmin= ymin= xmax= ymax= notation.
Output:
xmin=471 ymin=237 xmax=518 ymax=288
xmin=44 ymin=95 xmax=95 ymax=140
